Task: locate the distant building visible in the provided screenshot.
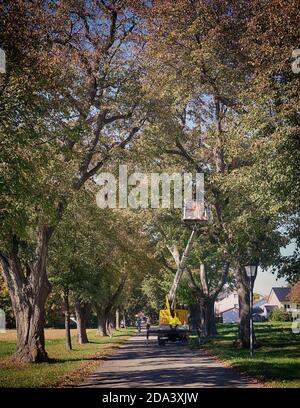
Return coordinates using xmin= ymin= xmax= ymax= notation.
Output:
xmin=267 ymin=287 xmax=292 ymax=310
xmin=215 ymin=289 xmax=288 ymax=323
xmin=221 ymin=306 xmax=239 ymax=323
xmin=215 ymin=291 xmax=239 ymax=316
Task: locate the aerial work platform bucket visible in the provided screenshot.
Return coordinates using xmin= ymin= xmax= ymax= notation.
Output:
xmin=183 ymin=200 xmax=209 ymax=222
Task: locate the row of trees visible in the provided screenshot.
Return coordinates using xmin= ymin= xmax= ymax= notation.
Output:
xmin=0 ymin=0 xmax=299 ymax=362
xmin=135 ymin=0 xmax=299 ymax=345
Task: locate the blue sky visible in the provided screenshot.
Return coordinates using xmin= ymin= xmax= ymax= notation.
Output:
xmin=254 ymin=269 xmax=287 ymax=296
xmin=254 ymin=242 xmax=295 ymax=295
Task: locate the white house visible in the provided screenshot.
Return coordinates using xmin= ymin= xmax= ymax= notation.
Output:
xmin=215 ymin=287 xmax=294 ymax=323
xmin=267 ymin=287 xmax=292 ymax=311
xmin=215 ymin=291 xmax=239 ymax=316
xmin=221 ymin=306 xmax=239 ymax=323
xmin=215 ymin=291 xmax=269 ymax=323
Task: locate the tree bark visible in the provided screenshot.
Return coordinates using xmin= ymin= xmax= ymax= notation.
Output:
xmin=63 ymin=289 xmax=72 ymax=351
xmin=186 ymin=263 xmax=229 ymax=340
xmin=199 ymin=296 xmax=217 ymax=338
xmin=115 ymin=308 xmax=120 ymax=329
xmin=75 ymin=301 xmax=90 ymax=344
xmin=106 ymin=318 xmax=112 ymax=337
xmin=235 ymin=267 xmax=257 ymax=348
xmin=96 ymin=308 xmax=109 ymax=336
xmin=189 ymin=303 xmax=201 ymax=337
xmin=94 ymin=278 xmax=126 ymax=337
xmin=0 ymin=231 xmax=53 ymax=363
xmin=13 ymin=286 xmax=50 ymax=363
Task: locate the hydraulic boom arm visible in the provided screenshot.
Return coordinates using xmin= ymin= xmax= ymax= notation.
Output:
xmin=168 ymin=225 xmax=198 ymax=311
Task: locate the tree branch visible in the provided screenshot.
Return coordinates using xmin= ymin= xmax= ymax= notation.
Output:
xmin=160 ymin=251 xmax=177 ymax=273
xmin=211 ymin=262 xmax=230 ymax=298
xmin=185 ymin=266 xmax=203 ymax=298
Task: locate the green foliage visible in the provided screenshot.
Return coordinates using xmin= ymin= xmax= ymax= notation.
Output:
xmin=48 ymin=189 xmax=159 ymax=315
xmin=193 ymin=322 xmax=300 ymax=387
xmin=1 ymin=1 xmax=300 ymax=355
xmin=270 ymin=308 xmax=291 ymax=322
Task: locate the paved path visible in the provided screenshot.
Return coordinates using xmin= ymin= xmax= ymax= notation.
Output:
xmin=80 ymin=330 xmax=260 ymax=388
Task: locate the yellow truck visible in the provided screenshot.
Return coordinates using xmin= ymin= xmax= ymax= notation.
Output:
xmin=159 ymin=297 xmax=188 ymax=326
xmin=155 ymin=297 xmax=189 ymax=346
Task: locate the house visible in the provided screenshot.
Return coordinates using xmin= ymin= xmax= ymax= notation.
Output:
xmin=215 ymin=291 xmax=270 ymax=323
xmin=215 ymin=287 xmax=294 ymax=323
xmin=221 ymin=306 xmax=239 ymax=323
xmin=215 ymin=291 xmax=239 ymax=316
xmin=251 ymin=287 xmax=293 ymax=319
xmin=267 ymin=287 xmax=292 ymax=311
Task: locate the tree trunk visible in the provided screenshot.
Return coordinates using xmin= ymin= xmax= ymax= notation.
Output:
xmin=97 ymin=316 xmax=104 ymax=336
xmin=106 ymin=319 xmax=112 ymax=337
xmin=199 ymin=297 xmax=217 ymax=339
xmin=96 ymin=308 xmax=108 ymax=336
xmin=0 ymin=231 xmax=53 ymax=363
xmin=107 ymin=312 xmax=114 ymax=337
xmin=115 ymin=308 xmax=119 ymax=330
xmin=189 ymin=303 xmax=201 ymax=337
xmin=13 ymin=286 xmax=50 ymax=363
xmin=95 ymin=278 xmax=126 ymax=337
xmin=235 ymin=267 xmax=257 ymax=348
xmin=186 ymin=263 xmax=229 ymax=340
xmin=63 ymin=289 xmax=72 ymax=352
xmin=75 ymin=301 xmax=90 ymax=344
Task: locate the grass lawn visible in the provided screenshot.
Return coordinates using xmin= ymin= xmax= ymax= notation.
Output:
xmin=0 ymin=328 xmax=134 ymax=387
xmin=190 ymin=322 xmax=300 ymax=388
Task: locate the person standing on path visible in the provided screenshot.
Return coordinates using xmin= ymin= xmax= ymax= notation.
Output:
xmin=136 ymin=317 xmax=142 ymax=333
xmin=146 ymin=317 xmax=151 ymax=342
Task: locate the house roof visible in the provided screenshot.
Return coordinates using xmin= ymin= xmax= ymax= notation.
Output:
xmin=253 ymin=298 xmax=268 ymax=307
xmin=264 ymin=304 xmax=276 ymax=310
xmin=220 ymin=306 xmax=239 ymax=315
xmin=269 ymin=287 xmax=291 ymax=302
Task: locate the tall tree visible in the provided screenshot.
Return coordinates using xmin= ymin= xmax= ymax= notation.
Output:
xmin=140 ymin=0 xmax=298 ymax=347
xmin=0 ymin=0 xmax=147 ymax=362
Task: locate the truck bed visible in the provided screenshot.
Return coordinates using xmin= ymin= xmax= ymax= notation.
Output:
xmin=149 ymin=325 xmax=190 ymax=345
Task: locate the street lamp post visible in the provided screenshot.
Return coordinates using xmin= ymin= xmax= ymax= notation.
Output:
xmin=245 ymin=264 xmax=257 ymax=357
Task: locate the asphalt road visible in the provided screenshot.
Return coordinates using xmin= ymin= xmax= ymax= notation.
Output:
xmin=79 ymin=330 xmax=260 ymax=388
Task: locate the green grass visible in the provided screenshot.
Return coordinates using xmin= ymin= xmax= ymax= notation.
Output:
xmin=190 ymin=322 xmax=300 ymax=388
xmin=0 ymin=328 xmax=134 ymax=388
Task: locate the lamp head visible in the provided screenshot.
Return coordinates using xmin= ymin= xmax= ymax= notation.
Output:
xmin=245 ymin=265 xmax=257 ymax=277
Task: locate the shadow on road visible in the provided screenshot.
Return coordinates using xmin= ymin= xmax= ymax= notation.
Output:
xmin=79 ymin=332 xmax=259 ymax=388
